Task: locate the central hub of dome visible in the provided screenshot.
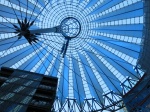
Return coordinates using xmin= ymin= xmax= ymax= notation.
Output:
xmin=60 ymin=17 xmax=81 ymax=38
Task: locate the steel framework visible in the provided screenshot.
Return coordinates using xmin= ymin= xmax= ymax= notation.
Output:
xmin=0 ymin=0 xmax=148 ymax=111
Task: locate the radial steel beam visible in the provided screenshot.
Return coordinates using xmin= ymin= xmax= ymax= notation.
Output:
xmin=30 ymin=26 xmax=61 ymax=34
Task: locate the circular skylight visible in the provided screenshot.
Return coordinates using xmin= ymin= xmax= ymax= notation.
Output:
xmin=61 ymin=17 xmax=81 ymax=38
xmin=0 ymin=0 xmax=145 ymax=111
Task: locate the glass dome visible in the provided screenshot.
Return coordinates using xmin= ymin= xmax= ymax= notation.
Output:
xmin=0 ymin=0 xmax=145 ymax=111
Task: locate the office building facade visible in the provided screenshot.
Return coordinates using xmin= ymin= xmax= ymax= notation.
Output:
xmin=0 ymin=67 xmax=58 ymax=112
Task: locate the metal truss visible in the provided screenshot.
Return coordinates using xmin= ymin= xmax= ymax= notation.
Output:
xmin=121 ymin=66 xmax=145 ymax=95
xmin=52 ymin=71 xmax=146 ymax=112
xmin=51 ymin=92 xmax=125 ymax=112
xmin=121 ymin=77 xmax=139 ymax=95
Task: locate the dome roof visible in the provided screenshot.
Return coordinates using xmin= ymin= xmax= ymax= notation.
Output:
xmin=0 ymin=0 xmax=145 ymax=111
